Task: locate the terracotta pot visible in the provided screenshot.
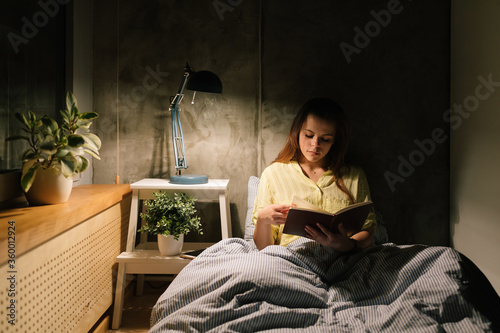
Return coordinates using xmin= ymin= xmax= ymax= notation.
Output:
xmin=157 ymin=234 xmax=184 ymax=256
xmin=24 ymin=167 xmax=73 ymax=205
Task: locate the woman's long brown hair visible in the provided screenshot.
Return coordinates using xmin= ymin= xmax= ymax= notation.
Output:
xmin=273 ymin=98 xmax=356 ymax=204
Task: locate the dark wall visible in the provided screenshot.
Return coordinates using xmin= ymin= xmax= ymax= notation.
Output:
xmin=0 ymin=0 xmax=67 ymax=171
xmin=93 ymin=0 xmax=450 ymax=245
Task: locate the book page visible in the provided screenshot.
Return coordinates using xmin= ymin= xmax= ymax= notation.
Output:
xmin=334 ymin=201 xmax=373 ymax=215
xmin=291 ymin=195 xmax=331 ymax=214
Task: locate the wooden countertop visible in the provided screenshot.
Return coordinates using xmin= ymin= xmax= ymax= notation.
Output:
xmin=0 ymin=184 xmax=132 ymax=265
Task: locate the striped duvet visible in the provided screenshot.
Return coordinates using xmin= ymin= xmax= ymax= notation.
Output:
xmin=150 ymin=238 xmax=499 ymax=332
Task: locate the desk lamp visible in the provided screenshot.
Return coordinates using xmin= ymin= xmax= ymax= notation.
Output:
xmin=169 ymin=63 xmax=222 ymax=184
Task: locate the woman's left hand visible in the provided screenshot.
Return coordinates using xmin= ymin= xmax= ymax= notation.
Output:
xmin=304 ymin=223 xmax=354 ymax=252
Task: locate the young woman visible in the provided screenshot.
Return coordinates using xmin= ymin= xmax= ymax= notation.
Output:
xmin=252 ymin=98 xmax=376 ymax=251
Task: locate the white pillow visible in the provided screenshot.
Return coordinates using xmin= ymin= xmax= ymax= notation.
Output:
xmin=244 ymin=176 xmax=260 ymax=240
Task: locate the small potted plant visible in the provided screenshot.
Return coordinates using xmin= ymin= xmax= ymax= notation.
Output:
xmin=6 ymin=92 xmax=101 ymax=205
xmin=139 ymin=192 xmax=203 ymax=256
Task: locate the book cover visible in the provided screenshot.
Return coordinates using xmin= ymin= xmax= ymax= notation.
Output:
xmin=180 ymin=248 xmax=206 ymax=259
xmin=282 ymin=196 xmax=373 ymax=237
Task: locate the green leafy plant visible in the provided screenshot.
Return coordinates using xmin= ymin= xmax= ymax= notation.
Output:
xmin=139 ymin=192 xmax=203 ymax=240
xmin=6 ymin=92 xmax=101 ymax=192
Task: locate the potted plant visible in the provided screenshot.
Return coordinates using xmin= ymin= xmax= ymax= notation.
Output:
xmin=139 ymin=192 xmax=203 ymax=256
xmin=6 ymin=92 xmax=101 ymax=205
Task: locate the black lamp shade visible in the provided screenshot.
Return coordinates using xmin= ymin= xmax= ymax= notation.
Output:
xmin=187 ymin=70 xmax=222 ymax=93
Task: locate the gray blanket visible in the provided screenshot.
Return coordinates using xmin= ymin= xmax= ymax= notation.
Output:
xmin=149 ymin=238 xmax=499 ymax=332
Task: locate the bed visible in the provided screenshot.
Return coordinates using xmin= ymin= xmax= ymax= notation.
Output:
xmin=149 ymin=177 xmax=500 ymax=332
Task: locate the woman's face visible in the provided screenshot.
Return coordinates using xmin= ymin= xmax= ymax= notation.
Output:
xmin=298 ymin=114 xmax=336 ymax=166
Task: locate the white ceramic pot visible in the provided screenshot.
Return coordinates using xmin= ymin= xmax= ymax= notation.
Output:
xmin=157 ymin=234 xmax=184 ymax=256
xmin=24 ymin=167 xmax=73 ymax=206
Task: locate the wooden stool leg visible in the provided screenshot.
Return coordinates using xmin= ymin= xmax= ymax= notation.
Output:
xmin=112 ymin=263 xmax=126 ymax=329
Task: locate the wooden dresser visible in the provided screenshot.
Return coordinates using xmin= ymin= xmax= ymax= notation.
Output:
xmin=0 ymin=184 xmax=132 ymax=333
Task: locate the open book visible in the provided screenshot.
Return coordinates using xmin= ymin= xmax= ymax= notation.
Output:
xmin=282 ymin=196 xmax=373 ymax=237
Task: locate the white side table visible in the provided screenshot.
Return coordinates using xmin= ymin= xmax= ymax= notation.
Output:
xmin=112 ymin=178 xmax=231 ymax=329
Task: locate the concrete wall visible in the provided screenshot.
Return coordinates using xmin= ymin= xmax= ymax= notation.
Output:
xmin=92 ymin=0 xmax=451 ymax=243
xmin=71 ymin=0 xmax=94 ymax=186
xmin=451 ymin=1 xmax=500 ymax=293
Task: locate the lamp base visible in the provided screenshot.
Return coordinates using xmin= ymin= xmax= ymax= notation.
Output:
xmin=169 ymin=174 xmax=208 ymax=184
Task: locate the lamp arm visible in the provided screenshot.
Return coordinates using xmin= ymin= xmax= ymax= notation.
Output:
xmin=169 ymin=64 xmax=192 ymax=173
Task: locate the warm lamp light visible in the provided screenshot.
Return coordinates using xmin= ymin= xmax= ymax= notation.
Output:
xmin=168 ymin=63 xmax=222 ymax=184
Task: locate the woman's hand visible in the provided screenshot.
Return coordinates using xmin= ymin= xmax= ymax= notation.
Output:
xmin=253 ymin=204 xmax=292 ymax=250
xmin=304 ymin=223 xmax=355 ymax=252
xmin=256 ymin=204 xmax=292 ymax=226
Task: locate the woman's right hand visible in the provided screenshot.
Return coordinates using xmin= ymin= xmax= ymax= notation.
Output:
xmin=254 ymin=204 xmax=292 ymax=250
xmin=256 ymin=204 xmax=292 ymax=226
